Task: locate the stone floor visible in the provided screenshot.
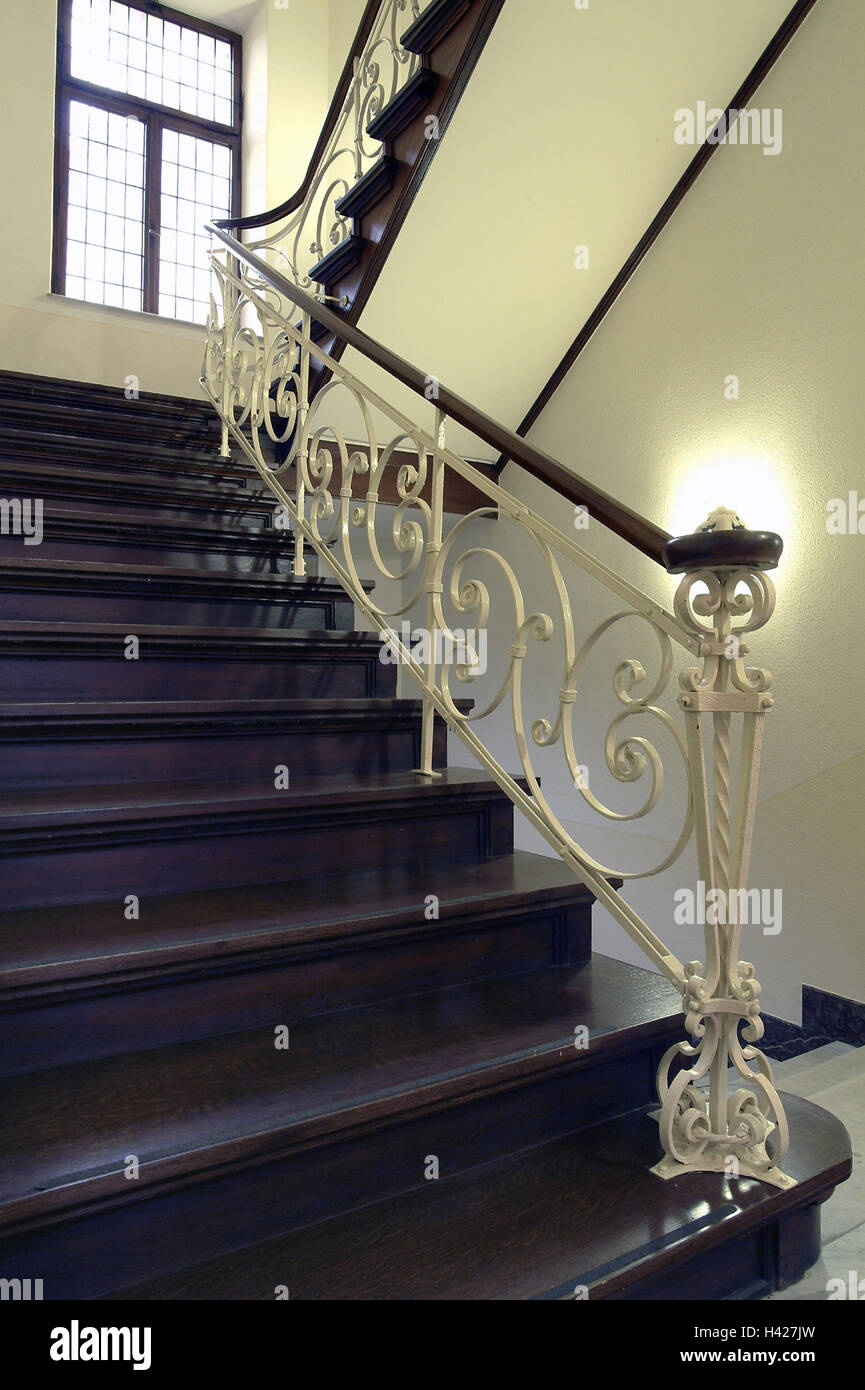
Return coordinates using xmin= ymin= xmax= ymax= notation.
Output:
xmin=765 ymin=1043 xmax=865 ymax=1301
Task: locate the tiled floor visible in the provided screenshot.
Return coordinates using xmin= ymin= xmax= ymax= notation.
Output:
xmin=765 ymin=1044 xmax=865 ymax=1300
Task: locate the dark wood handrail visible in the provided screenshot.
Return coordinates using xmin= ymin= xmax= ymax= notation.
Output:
xmin=208 ymin=225 xmax=673 ymax=564
xmin=214 ymin=0 xmax=381 ymax=234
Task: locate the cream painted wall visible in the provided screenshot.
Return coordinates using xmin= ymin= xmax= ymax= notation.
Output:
xmin=379 ymin=0 xmax=864 ymax=1024
xmin=329 ymin=0 xmax=368 ymax=102
xmin=346 ymin=0 xmax=794 ymax=460
xmin=263 ymin=0 xmax=329 ymax=211
xmin=505 ymin=0 xmax=865 ymax=1021
xmin=242 ymin=0 xmax=270 ymax=217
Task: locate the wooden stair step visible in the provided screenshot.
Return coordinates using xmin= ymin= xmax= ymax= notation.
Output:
xmin=365 ymin=66 xmax=439 ymax=143
xmin=334 ymin=156 xmax=398 ymax=222
xmin=0 ymin=959 xmax=683 ymax=1258
xmin=400 ymin=0 xmax=473 ymax=55
xmin=0 ymin=503 xmax=310 ymax=573
xmin=103 ymin=1095 xmax=852 ymax=1302
xmin=0 ymin=370 xmax=217 ymax=421
xmin=0 ymin=401 xmax=226 ymax=449
xmin=0 ymin=767 xmax=519 ymax=907
xmin=0 ymin=621 xmax=395 ymax=700
xmin=0 ymin=426 xmax=263 ymax=480
xmin=0 ymin=848 xmax=591 ymax=983
xmin=1 ymin=764 xmax=509 ymax=828
xmin=0 ymin=558 xmax=357 ymax=628
xmin=308 ymin=234 xmax=365 ymax=289
xmin=0 ymin=459 xmax=275 ymax=523
xmin=0 ymin=850 xmax=592 ymax=1071
xmin=0 ymin=696 xmax=450 ymax=788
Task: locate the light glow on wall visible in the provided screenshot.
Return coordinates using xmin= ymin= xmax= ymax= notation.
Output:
xmin=666 ymin=443 xmax=796 ymax=576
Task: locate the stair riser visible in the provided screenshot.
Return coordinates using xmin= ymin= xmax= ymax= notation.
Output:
xmin=1 ymin=794 xmax=514 ymax=907
xmin=0 ymin=650 xmax=395 ymax=701
xmin=0 ymin=473 xmax=274 ymax=525
xmin=0 ymin=903 xmax=590 ymax=1075
xmin=0 ymin=589 xmax=355 ymax=630
xmin=601 ymin=1206 xmax=822 ymax=1301
xmin=0 ymin=439 xmax=266 ymax=483
xmin=0 ymin=411 xmax=223 ymax=447
xmin=0 ymin=532 xmax=306 ymax=575
xmin=2 ymin=720 xmax=440 ymax=789
xmin=0 ymin=373 xmax=217 ymax=420
xmin=0 ymin=1038 xmax=674 ymax=1300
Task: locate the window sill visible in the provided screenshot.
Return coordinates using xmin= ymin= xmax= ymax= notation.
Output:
xmin=45 ymin=293 xmax=206 ymax=337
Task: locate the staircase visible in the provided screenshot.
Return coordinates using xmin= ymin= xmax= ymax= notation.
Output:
xmin=221 ymin=0 xmax=508 ymax=380
xmin=0 ymin=373 xmax=851 ymax=1300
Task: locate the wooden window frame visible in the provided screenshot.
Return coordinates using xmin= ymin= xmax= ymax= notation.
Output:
xmin=52 ymin=0 xmax=242 ymax=317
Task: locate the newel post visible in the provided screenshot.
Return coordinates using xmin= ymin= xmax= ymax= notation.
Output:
xmin=652 ymin=507 xmax=795 ymax=1188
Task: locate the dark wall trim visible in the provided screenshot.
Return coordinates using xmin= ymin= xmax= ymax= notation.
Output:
xmin=501 ymin=0 xmax=822 ymax=463
xmin=803 ymin=986 xmax=865 ymax=1048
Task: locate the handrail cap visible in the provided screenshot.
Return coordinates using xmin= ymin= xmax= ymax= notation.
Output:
xmin=662 ymin=528 xmax=783 ymax=574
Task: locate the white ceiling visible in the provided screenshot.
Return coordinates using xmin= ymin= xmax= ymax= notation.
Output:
xmin=179 ymin=0 xmax=262 ymax=35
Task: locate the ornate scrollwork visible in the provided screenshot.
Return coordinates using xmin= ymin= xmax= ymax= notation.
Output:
xmin=654 ymin=996 xmax=792 ymax=1187
xmin=243 ymin=0 xmax=421 ymax=292
xmin=202 ymin=247 xmax=790 ymax=1188
xmin=676 ymin=566 xmax=776 ymax=699
xmin=202 ymin=258 xmax=696 ymax=900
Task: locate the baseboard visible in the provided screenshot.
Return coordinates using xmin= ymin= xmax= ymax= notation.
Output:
xmin=761 ymin=984 xmax=865 ymax=1060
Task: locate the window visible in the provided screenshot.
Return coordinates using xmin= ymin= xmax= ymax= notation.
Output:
xmin=53 ymin=0 xmax=241 ymax=322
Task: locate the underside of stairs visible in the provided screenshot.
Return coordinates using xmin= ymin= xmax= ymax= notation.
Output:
xmin=0 ymin=372 xmax=850 ymax=1301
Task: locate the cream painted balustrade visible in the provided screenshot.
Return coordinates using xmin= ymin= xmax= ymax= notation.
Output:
xmin=242 ymin=0 xmax=420 ymax=292
xmin=202 ymin=231 xmax=791 ymax=1189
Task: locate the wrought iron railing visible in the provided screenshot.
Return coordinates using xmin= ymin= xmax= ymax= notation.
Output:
xmin=219 ymin=0 xmax=421 ymax=294
xmin=201 ymin=230 xmax=791 ymax=1190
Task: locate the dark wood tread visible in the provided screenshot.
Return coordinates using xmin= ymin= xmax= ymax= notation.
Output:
xmin=104 ymin=1095 xmax=852 ymax=1301
xmin=0 ymin=695 xmax=436 ymax=736
xmin=401 ymin=0 xmax=473 ymax=55
xmin=0 ymin=620 xmax=382 ymax=655
xmin=308 ymin=234 xmax=365 ymax=289
xmin=0 ymin=849 xmax=588 ymax=992
xmin=334 ymin=156 xmax=398 ymax=222
xmin=0 ymin=369 xmax=216 ymax=418
xmin=0 ymin=695 xmax=459 ymax=788
xmin=4 ymin=502 xmax=286 ymax=542
xmin=0 ymin=425 xmax=259 ymax=475
xmin=0 ymin=557 xmax=359 ymax=601
xmin=0 ymin=766 xmax=519 ymax=832
xmin=0 ymin=621 xmax=396 ymax=702
xmin=0 ymin=459 xmax=274 ymax=518
xmin=0 ymin=956 xmax=682 ymax=1233
xmin=0 ymin=400 xmax=222 ymax=436
xmin=365 ymin=66 xmax=439 ymax=143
